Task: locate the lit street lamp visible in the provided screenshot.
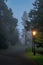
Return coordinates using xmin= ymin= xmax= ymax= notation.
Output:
xmin=32 ymin=30 xmax=37 ymax=55
xmin=32 ymin=31 xmax=37 ymax=36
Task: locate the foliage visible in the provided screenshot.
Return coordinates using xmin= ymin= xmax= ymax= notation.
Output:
xmin=28 ymin=0 xmax=43 ymax=45
xmin=29 ymin=0 xmax=43 ymax=31
xmin=22 ymin=11 xmax=30 ymax=31
xmin=0 ymin=0 xmax=19 ymax=49
xmin=35 ymin=32 xmax=43 ymax=43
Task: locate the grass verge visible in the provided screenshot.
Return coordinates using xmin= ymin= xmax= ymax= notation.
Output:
xmin=25 ymin=48 xmax=43 ymax=65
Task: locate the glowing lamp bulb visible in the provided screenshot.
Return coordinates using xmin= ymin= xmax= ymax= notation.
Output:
xmin=32 ymin=31 xmax=36 ymax=36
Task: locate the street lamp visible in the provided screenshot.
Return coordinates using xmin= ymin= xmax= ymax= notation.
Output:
xmin=32 ymin=30 xmax=37 ymax=55
xmin=32 ymin=31 xmax=37 ymax=36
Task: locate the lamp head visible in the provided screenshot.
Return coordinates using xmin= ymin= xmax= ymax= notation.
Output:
xmin=32 ymin=30 xmax=37 ymax=36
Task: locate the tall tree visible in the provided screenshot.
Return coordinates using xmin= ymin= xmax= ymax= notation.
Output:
xmin=22 ymin=11 xmax=31 ymax=45
xmin=29 ymin=0 xmax=43 ymax=31
xmin=22 ymin=11 xmax=30 ymax=31
xmin=0 ymin=0 xmax=19 ymax=48
xmin=29 ymin=0 xmax=43 ymax=46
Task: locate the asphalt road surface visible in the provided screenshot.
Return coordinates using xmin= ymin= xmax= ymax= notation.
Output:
xmin=0 ymin=47 xmax=37 ymax=65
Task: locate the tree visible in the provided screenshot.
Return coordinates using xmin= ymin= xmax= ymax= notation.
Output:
xmin=29 ymin=0 xmax=43 ymax=47
xmin=22 ymin=11 xmax=31 ymax=45
xmin=29 ymin=0 xmax=43 ymax=31
xmin=0 ymin=0 xmax=19 ymax=48
xmin=22 ymin=11 xmax=30 ymax=31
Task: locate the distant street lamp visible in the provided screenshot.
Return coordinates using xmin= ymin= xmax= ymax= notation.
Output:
xmin=32 ymin=30 xmax=37 ymax=55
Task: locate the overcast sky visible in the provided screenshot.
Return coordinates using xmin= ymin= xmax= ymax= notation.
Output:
xmin=7 ymin=0 xmax=35 ymax=33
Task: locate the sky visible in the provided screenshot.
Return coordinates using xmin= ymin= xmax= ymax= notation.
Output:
xmin=6 ymin=0 xmax=35 ymax=33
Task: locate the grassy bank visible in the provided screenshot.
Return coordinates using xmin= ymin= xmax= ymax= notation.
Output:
xmin=25 ymin=48 xmax=43 ymax=65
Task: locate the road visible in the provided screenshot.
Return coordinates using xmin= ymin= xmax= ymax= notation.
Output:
xmin=0 ymin=47 xmax=37 ymax=65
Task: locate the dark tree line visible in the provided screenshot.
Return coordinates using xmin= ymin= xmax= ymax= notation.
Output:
xmin=0 ymin=0 xmax=19 ymax=49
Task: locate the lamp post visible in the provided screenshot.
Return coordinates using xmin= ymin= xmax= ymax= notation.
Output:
xmin=32 ymin=30 xmax=37 ymax=55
